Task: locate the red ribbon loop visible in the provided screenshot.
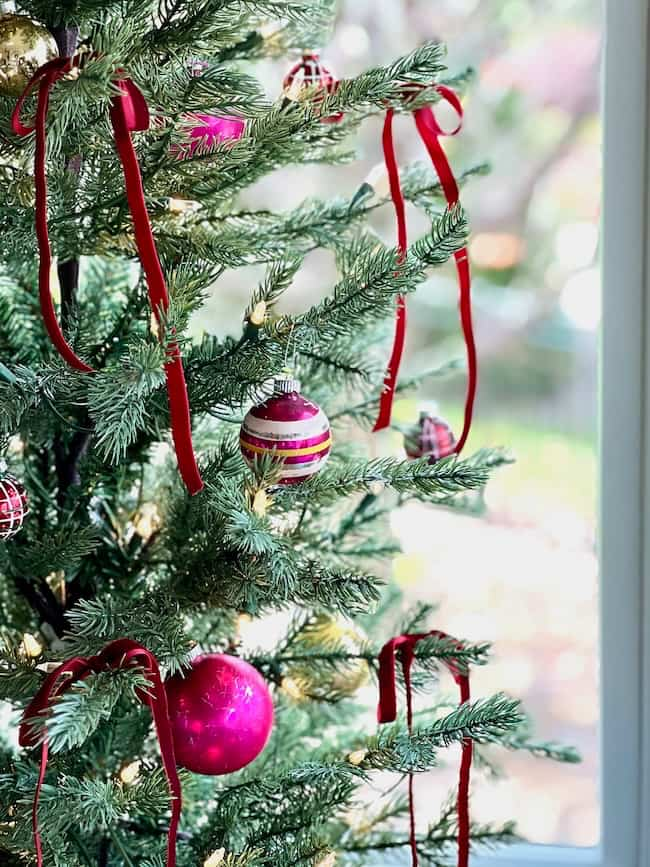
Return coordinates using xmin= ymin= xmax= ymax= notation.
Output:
xmin=374 ymin=86 xmax=477 ymax=455
xmin=113 ymin=76 xmax=150 ymax=132
xmin=12 ymin=55 xmax=93 ymax=374
xmin=11 ymin=57 xmax=203 ymax=495
xmin=377 ymin=630 xmax=472 ymax=867
xmin=19 ymin=639 xmax=182 ymax=867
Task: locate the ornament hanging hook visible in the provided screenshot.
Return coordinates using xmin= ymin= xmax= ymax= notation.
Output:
xmin=282 ymin=320 xmax=298 ymax=377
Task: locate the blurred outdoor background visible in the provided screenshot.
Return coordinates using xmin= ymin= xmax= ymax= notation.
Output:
xmin=199 ymin=0 xmax=602 ymax=849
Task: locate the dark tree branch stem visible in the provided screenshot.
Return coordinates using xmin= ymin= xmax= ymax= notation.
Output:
xmin=97 ymin=837 xmax=110 ymax=867
xmin=14 ymin=576 xmax=67 ymax=637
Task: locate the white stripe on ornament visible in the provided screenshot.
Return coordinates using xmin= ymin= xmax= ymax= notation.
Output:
xmin=279 ymin=456 xmax=330 ymax=478
xmin=242 ymin=410 xmax=329 ymax=441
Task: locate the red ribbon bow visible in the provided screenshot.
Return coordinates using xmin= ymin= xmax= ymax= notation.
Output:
xmin=378 ymin=630 xmax=472 ymax=867
xmin=11 ymin=54 xmax=204 ymax=495
xmin=19 ymin=638 xmax=181 ymax=867
xmin=374 ymin=85 xmax=477 ymax=455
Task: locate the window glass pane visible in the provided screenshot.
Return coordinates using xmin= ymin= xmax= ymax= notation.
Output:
xmin=206 ymin=0 xmax=602 ymax=849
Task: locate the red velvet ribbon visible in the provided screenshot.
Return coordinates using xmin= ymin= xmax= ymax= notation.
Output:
xmin=11 ymin=55 xmax=204 ymax=495
xmin=19 ymin=638 xmax=182 ymax=867
xmin=374 ymin=86 xmax=477 ymax=455
xmin=378 ymin=631 xmax=472 ymax=867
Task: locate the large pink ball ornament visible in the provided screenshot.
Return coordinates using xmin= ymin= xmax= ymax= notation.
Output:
xmin=165 ymin=654 xmax=274 ymax=775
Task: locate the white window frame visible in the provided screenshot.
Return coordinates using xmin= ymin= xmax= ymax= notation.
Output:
xmin=473 ymin=1 xmax=649 ymax=865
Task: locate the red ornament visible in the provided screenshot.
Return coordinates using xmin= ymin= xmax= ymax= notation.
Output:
xmin=165 ymin=654 xmax=274 ymax=775
xmin=0 ymin=469 xmax=28 ymax=539
xmin=283 ymin=52 xmax=343 ymax=123
xmin=404 ymin=412 xmax=456 ymax=463
xmin=239 ymin=376 xmax=332 ymax=485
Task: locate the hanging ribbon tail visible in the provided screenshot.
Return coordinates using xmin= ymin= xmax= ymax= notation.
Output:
xmin=453 ymin=248 xmax=476 ymax=454
xmin=378 ymin=634 xmax=410 ymax=722
xmin=20 ymin=640 xmax=182 ymax=867
xmin=110 ymin=81 xmax=204 ymax=495
xmin=372 ymin=84 xmax=477 ymax=447
xmin=100 ymin=639 xmax=182 ymax=867
xmin=376 ymin=630 xmax=472 ymax=867
xmin=12 ymin=60 xmax=203 ymax=494
xmin=19 ymin=654 xmax=94 ymax=867
xmin=373 ymin=109 xmax=409 ymax=432
xmin=413 ymin=98 xmax=477 ymax=455
xmin=12 ymin=57 xmax=94 ymax=374
xmin=19 ymin=655 xmax=92 ymax=748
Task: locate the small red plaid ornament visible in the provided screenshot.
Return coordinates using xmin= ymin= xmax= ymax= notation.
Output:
xmin=0 ymin=465 xmax=28 ymax=540
xmin=283 ymin=52 xmax=343 ymax=123
xmin=404 ymin=412 xmax=456 ymax=464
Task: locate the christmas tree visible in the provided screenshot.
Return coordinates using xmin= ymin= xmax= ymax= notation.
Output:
xmin=0 ymin=3 xmax=578 ymax=866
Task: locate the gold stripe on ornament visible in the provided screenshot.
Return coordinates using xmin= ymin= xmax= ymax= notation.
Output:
xmin=239 ymin=436 xmax=332 ymax=458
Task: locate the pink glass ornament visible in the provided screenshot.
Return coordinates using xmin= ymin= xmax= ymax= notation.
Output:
xmin=165 ymin=654 xmax=274 ymax=775
xmin=404 ymin=412 xmax=456 ymax=464
xmin=174 ymin=113 xmax=245 ymax=160
xmin=239 ymin=376 xmax=331 ymax=484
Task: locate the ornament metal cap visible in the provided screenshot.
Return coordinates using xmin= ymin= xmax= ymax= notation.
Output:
xmin=273 ymin=375 xmax=301 ymax=395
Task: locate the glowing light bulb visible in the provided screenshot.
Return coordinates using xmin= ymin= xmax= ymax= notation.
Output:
xmin=119 ymin=760 xmax=141 ymax=785
xmin=21 ymin=633 xmax=42 ymax=659
xmin=346 ymin=749 xmax=368 ymax=766
xmin=204 ymin=848 xmax=226 ymax=867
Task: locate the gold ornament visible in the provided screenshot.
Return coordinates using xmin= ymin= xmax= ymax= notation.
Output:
xmin=285 ymin=614 xmax=370 ymax=700
xmin=280 ymin=676 xmax=305 ymax=701
xmin=204 ymin=849 xmax=226 ymax=867
xmin=133 ymin=503 xmax=162 ymax=542
xmin=0 ymin=15 xmax=57 ymax=97
xmin=46 ymin=569 xmax=66 ymax=605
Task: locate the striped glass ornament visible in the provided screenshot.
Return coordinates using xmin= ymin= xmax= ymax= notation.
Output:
xmin=240 ymin=377 xmax=331 ymax=485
